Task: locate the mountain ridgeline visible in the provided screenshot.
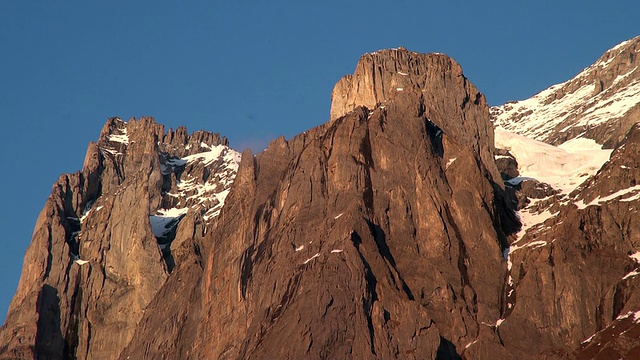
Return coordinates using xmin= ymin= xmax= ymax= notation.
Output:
xmin=2 ymin=40 xmax=640 ymax=359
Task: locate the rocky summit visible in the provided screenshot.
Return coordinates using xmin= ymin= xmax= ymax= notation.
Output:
xmin=2 ymin=41 xmax=640 ymax=359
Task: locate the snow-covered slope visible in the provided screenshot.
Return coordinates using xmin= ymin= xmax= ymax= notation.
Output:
xmin=495 ymin=128 xmax=613 ymax=241
xmin=495 ymin=129 xmax=613 ymax=195
xmin=151 ymin=144 xmax=241 ymax=238
xmin=492 ymin=36 xmax=640 ymax=148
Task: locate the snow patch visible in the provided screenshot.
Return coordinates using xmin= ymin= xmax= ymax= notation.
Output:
xmin=465 ymin=340 xmax=478 ymax=349
xmin=303 ymin=253 xmax=320 ymax=265
xmin=107 ymin=127 xmax=129 ymax=144
xmin=580 ymin=185 xmax=640 ymax=207
xmin=182 ymin=144 xmax=228 ymax=166
xmin=80 ymin=201 xmax=95 ymax=223
xmin=445 ymin=157 xmax=456 ymax=169
xmin=582 ymin=333 xmax=597 ymax=344
xmin=622 ymin=270 xmax=640 ymax=280
xmin=495 ymin=129 xmax=612 ymax=194
xmin=150 ymin=208 xmax=189 ymax=237
xmin=615 ymin=310 xmax=640 ymax=322
xmin=162 ymin=145 xmax=242 ymax=223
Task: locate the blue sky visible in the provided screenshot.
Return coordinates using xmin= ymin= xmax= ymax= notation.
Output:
xmin=1 ymin=0 xmax=638 ymax=322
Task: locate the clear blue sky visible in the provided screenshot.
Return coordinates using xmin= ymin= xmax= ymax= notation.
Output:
xmin=1 ymin=0 xmax=638 ymax=322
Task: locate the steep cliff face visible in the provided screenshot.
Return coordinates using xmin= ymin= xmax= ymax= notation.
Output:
xmin=119 ymin=50 xmax=515 ymax=360
xmin=0 ymin=117 xmax=239 ymax=359
xmin=570 ymin=124 xmax=640 ymax=359
xmin=121 ymin=50 xmax=514 ymax=360
xmin=492 ymin=36 xmax=640 ymax=148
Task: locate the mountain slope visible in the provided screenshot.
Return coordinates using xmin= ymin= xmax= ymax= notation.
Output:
xmin=498 ymin=123 xmax=640 ymax=358
xmin=492 ymin=36 xmax=640 ymax=148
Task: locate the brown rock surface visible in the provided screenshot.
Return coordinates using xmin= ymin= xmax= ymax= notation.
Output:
xmin=172 ymin=50 xmax=513 ymax=359
xmin=330 ymin=48 xmax=501 ymax=184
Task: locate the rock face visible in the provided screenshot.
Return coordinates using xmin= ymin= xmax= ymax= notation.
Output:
xmin=3 ymin=42 xmax=640 ymax=360
xmin=492 ymin=36 xmax=640 ymax=148
xmin=330 ymin=48 xmax=500 ymax=183
xmin=0 ymin=117 xmax=240 ymax=359
xmin=118 ymin=49 xmax=515 ymax=359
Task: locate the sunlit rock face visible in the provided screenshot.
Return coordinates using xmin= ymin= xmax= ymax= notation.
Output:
xmin=3 ymin=39 xmax=640 ymax=359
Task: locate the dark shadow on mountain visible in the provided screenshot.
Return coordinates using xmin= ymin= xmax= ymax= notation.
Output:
xmin=436 ymin=336 xmax=462 ymax=359
xmin=365 ymin=219 xmax=415 ymax=301
xmin=35 ymin=284 xmax=64 ymax=359
xmin=425 ymin=119 xmax=444 ymax=157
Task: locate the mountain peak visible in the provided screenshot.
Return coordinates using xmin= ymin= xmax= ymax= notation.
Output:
xmin=330 ymin=48 xmax=502 ymax=185
xmin=329 ymin=48 xmax=463 ymax=122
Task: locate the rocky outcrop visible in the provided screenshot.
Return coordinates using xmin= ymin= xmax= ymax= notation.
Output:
xmin=494 ymin=149 xmax=519 ymax=180
xmin=0 ymin=117 xmax=239 ymax=359
xmin=492 ymin=36 xmax=640 ymax=148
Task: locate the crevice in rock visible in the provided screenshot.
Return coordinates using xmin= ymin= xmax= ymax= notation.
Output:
xmin=435 ymin=336 xmax=462 ymax=359
xmin=350 ymin=230 xmax=378 ymax=356
xmin=64 ymin=276 xmax=82 ymax=359
xmin=365 ymin=219 xmax=414 ymax=301
xmin=155 ymin=215 xmax=184 ymax=273
xmin=425 ymin=118 xmax=444 ymax=157
xmin=240 ymin=244 xmax=255 ymax=301
xmin=35 ymin=284 xmax=64 ymax=358
xmin=612 ymin=282 xmax=631 ymax=320
xmin=443 ymin=205 xmax=479 ymax=315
